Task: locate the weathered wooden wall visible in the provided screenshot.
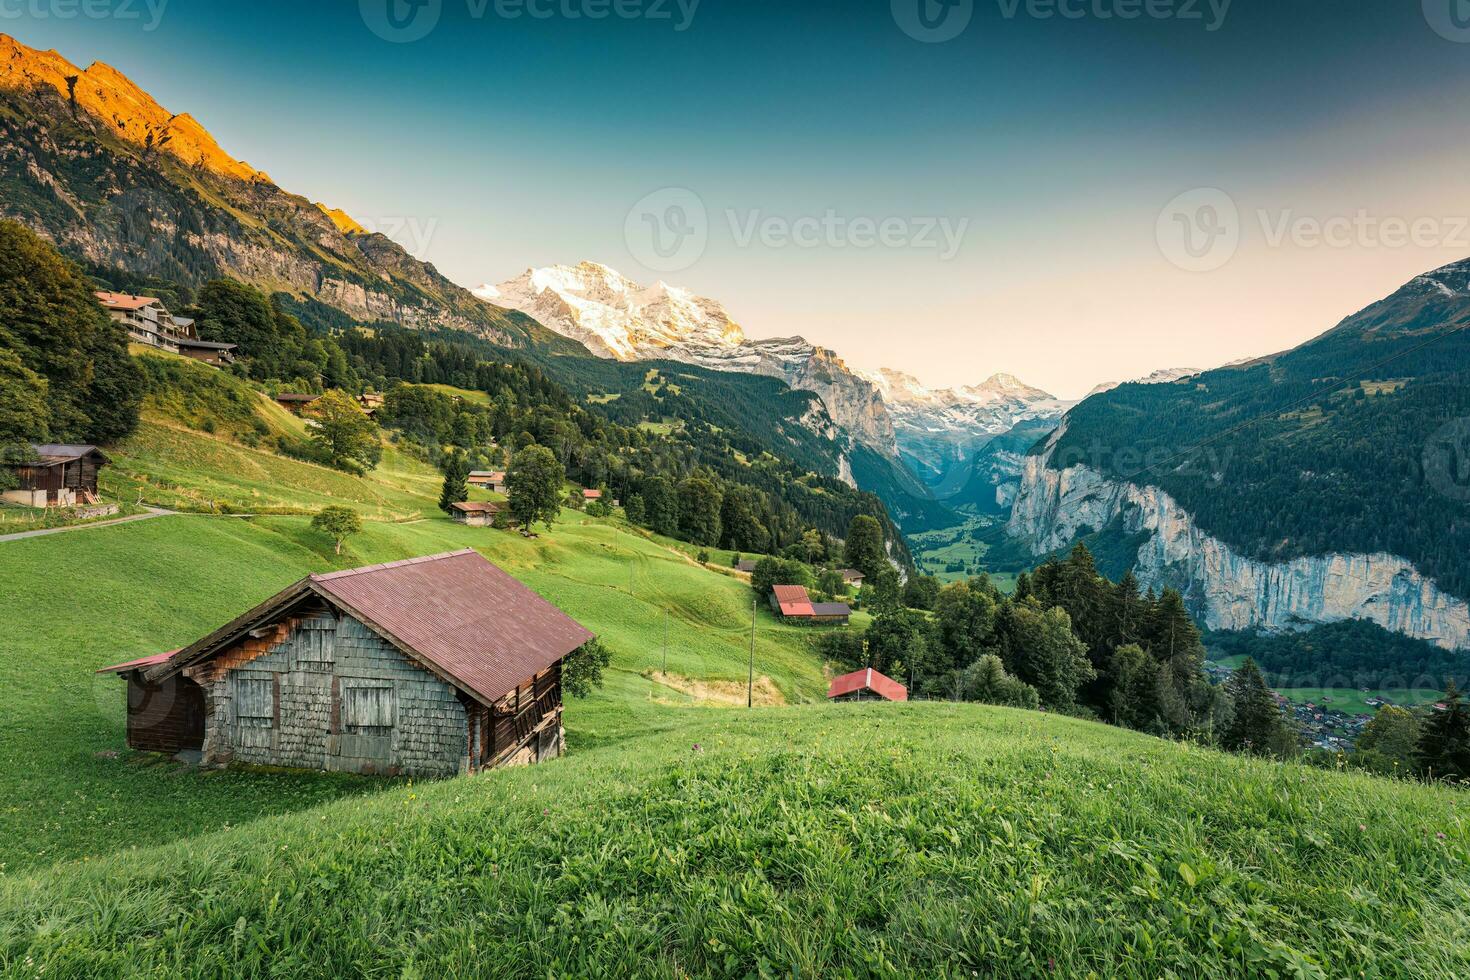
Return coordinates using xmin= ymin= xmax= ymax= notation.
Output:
xmin=188 ymin=611 xmax=470 ymax=777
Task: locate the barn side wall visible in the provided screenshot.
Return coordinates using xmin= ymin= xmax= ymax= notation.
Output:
xmin=125 ymin=675 xmax=204 ymax=754
xmin=186 ymin=611 xmax=469 ymax=778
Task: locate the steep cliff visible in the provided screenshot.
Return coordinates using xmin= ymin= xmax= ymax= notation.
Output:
xmin=1009 ymin=445 xmax=1470 ymax=651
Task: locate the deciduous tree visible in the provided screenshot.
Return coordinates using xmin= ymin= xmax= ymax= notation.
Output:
xmin=507 ymin=445 xmax=565 ymax=533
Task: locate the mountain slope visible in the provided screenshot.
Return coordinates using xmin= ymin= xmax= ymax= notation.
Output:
xmin=1008 ymin=256 xmax=1470 ymax=648
xmin=479 ymin=262 xmax=898 ymax=455
xmin=0 ymin=33 xmax=575 ymax=353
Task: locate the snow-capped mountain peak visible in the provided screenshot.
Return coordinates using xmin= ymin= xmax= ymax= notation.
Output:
xmin=1085 ymin=366 xmax=1202 ymax=398
xmin=475 ymin=263 xmax=894 ymax=454
xmin=475 ymin=262 xmax=745 ymax=361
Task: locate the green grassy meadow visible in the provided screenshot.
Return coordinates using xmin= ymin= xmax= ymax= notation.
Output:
xmin=2 ymin=704 xmax=1468 ymax=977
xmin=3 ymin=370 xmax=1469 ymax=976
xmin=0 ymin=503 xmax=832 ymax=872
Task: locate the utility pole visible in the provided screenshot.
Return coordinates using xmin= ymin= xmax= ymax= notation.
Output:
xmin=748 ymin=597 xmax=756 ymax=708
xmin=662 ymin=609 xmax=668 ymax=674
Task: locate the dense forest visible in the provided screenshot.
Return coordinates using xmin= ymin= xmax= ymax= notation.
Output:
xmin=56 ymin=271 xmax=908 ymax=564
xmin=1207 ymin=620 xmax=1469 ymax=692
xmin=1045 ymin=262 xmax=1470 ymax=600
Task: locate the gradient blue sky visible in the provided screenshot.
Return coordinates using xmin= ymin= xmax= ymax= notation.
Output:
xmin=10 ymin=0 xmax=1470 ymax=396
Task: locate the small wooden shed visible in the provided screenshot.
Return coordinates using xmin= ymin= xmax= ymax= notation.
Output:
xmin=451 ymin=500 xmax=506 ymax=527
xmin=98 ymin=550 xmax=595 ymax=777
xmin=1 ymin=444 xmax=110 ymax=508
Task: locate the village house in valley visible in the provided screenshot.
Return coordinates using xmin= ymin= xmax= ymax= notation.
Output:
xmin=95 ymin=291 xmax=238 ymax=365
xmin=2 ymin=444 xmax=109 ymax=508
xmin=97 ymin=550 xmax=595 ymax=777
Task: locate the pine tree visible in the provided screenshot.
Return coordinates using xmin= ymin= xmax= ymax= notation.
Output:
xmin=1111 ymin=570 xmax=1145 ymax=649
xmin=1147 ymin=588 xmax=1203 ymax=661
xmin=1416 ymin=681 xmax=1470 ymax=782
xmin=438 ymin=452 xmax=469 ymax=515
xmin=1221 ymin=658 xmax=1288 ymax=755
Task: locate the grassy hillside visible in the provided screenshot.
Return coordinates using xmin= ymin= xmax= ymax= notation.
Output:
xmin=3 ymin=705 xmax=1467 ymax=977
xmin=0 ymin=504 xmax=832 ymax=871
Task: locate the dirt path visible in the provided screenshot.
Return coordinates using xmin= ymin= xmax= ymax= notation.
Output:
xmin=0 ymin=507 xmax=175 ymax=543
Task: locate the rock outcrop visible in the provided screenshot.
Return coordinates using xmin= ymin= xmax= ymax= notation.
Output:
xmin=1008 ymin=445 xmax=1470 ymax=651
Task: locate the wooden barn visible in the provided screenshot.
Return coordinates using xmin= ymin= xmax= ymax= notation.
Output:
xmin=770 ymin=585 xmax=852 ymax=626
xmin=97 ymin=550 xmax=594 ymax=778
xmin=1 ymin=444 xmax=109 ymax=508
xmin=468 ymin=470 xmax=506 ymax=492
xmin=827 ymin=668 xmax=908 ymax=703
xmin=450 ymin=500 xmax=506 ymax=527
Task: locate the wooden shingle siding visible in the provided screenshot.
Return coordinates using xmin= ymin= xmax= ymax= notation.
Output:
xmin=198 ymin=612 xmax=469 ymax=777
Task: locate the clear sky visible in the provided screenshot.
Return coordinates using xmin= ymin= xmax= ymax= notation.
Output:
xmin=10 ymin=1 xmax=1470 ymax=397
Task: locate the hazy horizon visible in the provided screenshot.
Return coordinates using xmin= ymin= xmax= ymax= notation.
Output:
xmin=11 ymin=2 xmax=1470 ymax=398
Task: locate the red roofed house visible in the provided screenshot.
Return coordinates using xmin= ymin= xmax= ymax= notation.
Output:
xmin=581 ymin=489 xmax=603 ymax=501
xmin=827 ymin=668 xmax=908 ymax=703
xmin=770 ymin=585 xmax=851 ymax=625
xmin=97 ymin=550 xmax=594 ymax=777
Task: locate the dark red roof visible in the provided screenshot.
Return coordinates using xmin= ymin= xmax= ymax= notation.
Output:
xmin=772 ymin=584 xmax=815 ymax=617
xmin=827 ymin=668 xmax=908 ymax=702
xmin=96 ymin=649 xmax=181 ymax=674
xmin=145 ymin=551 xmax=593 ymax=705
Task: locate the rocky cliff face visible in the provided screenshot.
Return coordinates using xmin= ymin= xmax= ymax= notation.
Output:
xmin=1008 ymin=442 xmax=1470 ymax=650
